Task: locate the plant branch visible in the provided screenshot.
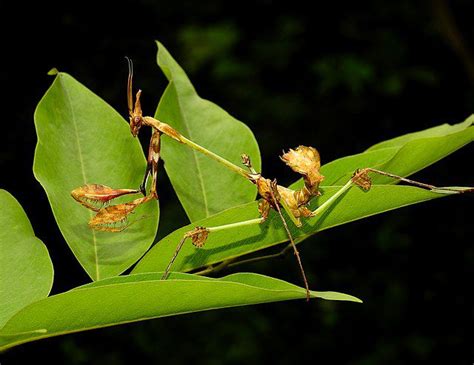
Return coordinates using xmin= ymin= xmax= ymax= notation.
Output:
xmin=193 ymin=243 xmax=294 ymax=276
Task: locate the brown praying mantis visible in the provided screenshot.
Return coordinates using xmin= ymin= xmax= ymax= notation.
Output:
xmin=71 ymin=59 xmax=470 ymax=300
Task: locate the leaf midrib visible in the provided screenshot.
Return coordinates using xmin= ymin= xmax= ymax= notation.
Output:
xmin=0 ymin=279 xmax=309 ymax=351
xmin=0 ymin=292 xmax=302 ymax=352
xmin=61 ymin=77 xmax=100 ymax=280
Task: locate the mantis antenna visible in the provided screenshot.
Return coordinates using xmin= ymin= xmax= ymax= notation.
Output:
xmin=125 ymin=56 xmax=134 ymax=116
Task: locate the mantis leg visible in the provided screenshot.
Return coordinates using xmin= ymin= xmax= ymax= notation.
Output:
xmin=162 ymin=179 xmax=312 ymax=301
xmin=228 ymin=166 xmax=469 ymax=272
xmin=311 ymin=179 xmax=354 ymax=216
xmin=139 ymin=129 xmax=161 ymax=198
xmin=267 ymin=180 xmax=311 ymax=301
xmin=142 ymin=116 xmax=251 ymax=180
xmin=161 ymin=218 xmax=264 ymax=280
xmin=72 ymin=129 xmax=161 ymax=232
xmin=311 ymin=167 xmax=448 ymax=217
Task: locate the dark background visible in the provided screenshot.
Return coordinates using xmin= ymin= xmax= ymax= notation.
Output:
xmin=0 ymin=0 xmax=473 ymax=364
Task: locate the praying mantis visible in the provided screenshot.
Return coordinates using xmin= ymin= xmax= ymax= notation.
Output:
xmin=71 ymin=59 xmax=469 ymax=300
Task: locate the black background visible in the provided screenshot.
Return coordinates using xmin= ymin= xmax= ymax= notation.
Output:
xmin=0 ymin=0 xmax=473 ymax=364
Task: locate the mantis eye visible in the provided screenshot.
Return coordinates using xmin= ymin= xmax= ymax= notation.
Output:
xmin=130 ymin=116 xmax=143 ymax=136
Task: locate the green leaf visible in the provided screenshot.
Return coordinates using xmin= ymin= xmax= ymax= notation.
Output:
xmin=133 ymin=185 xmax=464 ymax=274
xmin=0 ymin=190 xmax=53 ymax=328
xmin=155 ymin=41 xmax=261 ymax=222
xmin=0 ymin=273 xmax=360 ymax=351
xmin=320 ymin=115 xmax=474 ymax=186
xmin=366 ymin=115 xmax=473 ymax=151
xmin=33 ymin=73 xmax=159 ymax=281
xmin=133 ymin=118 xmax=473 ymax=274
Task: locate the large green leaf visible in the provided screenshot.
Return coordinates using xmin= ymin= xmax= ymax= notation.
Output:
xmin=321 ymin=115 xmax=474 ymax=185
xmin=133 ymin=185 xmax=463 ymax=274
xmin=365 ymin=115 xmax=473 ymax=151
xmin=133 ymin=119 xmax=473 ymax=274
xmin=155 ymin=41 xmax=261 ymax=222
xmin=0 ymin=272 xmax=360 ymax=351
xmin=33 ymin=73 xmax=159 ymax=281
xmin=0 ymin=190 xmax=53 ymax=328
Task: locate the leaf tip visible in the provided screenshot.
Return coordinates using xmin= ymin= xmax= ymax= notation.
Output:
xmin=313 ymin=290 xmax=364 ymax=303
xmin=47 ymin=68 xmax=59 ymax=76
xmin=155 ymin=40 xmax=167 ymax=58
xmin=343 ymin=295 xmax=363 ymax=304
xmin=431 ymin=186 xmax=474 ymax=194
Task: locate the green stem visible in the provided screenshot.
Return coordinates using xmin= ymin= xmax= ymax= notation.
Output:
xmin=227 ymin=244 xmax=293 ymax=268
xmin=193 ymin=258 xmax=237 ymax=276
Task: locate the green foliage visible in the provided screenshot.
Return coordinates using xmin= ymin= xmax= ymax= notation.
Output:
xmin=0 ymin=41 xmax=471 ymax=350
xmin=366 ymin=116 xmax=473 ymax=151
xmin=155 ymin=42 xmax=261 ymax=221
xmin=0 ymin=272 xmax=360 ymax=351
xmin=320 ymin=116 xmax=474 ymax=186
xmin=0 ymin=190 xmax=53 ymax=328
xmin=33 ymin=73 xmax=159 ymax=280
xmin=132 ymin=186 xmax=464 ymax=274
xmin=312 ymin=55 xmax=376 ymax=95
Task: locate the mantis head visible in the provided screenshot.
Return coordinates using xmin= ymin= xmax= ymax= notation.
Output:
xmin=126 ymin=57 xmax=144 ymax=137
xmin=129 ymin=90 xmax=143 ymax=137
